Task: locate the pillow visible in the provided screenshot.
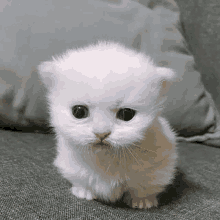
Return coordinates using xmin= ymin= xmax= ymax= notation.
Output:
xmin=158 ymin=52 xmax=220 ymax=147
xmin=142 ymin=5 xmax=220 ymax=146
xmin=0 ymin=0 xmax=149 ymax=129
xmin=0 ymin=0 xmax=220 ymax=146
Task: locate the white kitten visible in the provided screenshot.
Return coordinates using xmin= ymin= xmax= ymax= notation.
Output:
xmin=38 ymin=41 xmax=177 ymax=209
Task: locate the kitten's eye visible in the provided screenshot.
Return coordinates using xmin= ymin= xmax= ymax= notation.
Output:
xmin=116 ymin=108 xmax=136 ymax=121
xmin=72 ymin=105 xmax=89 ymax=119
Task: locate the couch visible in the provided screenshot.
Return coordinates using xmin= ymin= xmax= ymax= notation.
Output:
xmin=0 ymin=0 xmax=220 ymax=219
xmin=0 ymin=130 xmax=219 ymax=219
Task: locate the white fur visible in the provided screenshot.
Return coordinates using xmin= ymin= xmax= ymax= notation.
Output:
xmin=38 ymin=41 xmax=177 ymax=209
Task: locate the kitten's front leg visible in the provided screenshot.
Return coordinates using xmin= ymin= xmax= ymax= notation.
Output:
xmin=71 ymin=186 xmax=95 ymax=200
xmin=124 ymin=187 xmax=161 ymax=209
xmin=128 ymin=192 xmax=158 ymax=209
xmin=71 ymin=180 xmax=123 ymax=203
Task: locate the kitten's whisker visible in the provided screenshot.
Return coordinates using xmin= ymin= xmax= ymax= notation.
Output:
xmin=117 ymin=148 xmax=120 ymax=162
xmin=112 ymin=141 xmax=124 ymax=167
xmin=129 ymin=147 xmax=143 ymax=163
xmin=122 ymin=147 xmax=127 ymax=169
xmin=106 ymin=163 xmax=111 ymax=173
xmin=127 ymin=143 xmax=148 ymax=164
xmin=130 ymin=143 xmax=142 ymax=149
xmin=125 ymin=146 xmax=141 ymax=166
xmin=131 ymin=143 xmax=156 ymax=154
xmin=112 ymin=143 xmax=119 ymax=163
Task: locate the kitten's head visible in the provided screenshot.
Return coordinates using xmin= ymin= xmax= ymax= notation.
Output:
xmin=38 ymin=42 xmax=176 ymax=150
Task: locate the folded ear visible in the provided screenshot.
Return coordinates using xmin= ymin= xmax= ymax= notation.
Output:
xmin=38 ymin=61 xmax=56 ymax=90
xmin=156 ymin=67 xmax=177 ymax=97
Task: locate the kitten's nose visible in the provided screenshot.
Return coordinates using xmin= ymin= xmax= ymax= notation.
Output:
xmin=95 ymin=132 xmax=111 ymax=141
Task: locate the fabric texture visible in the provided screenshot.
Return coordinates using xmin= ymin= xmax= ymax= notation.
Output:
xmin=173 ymin=0 xmax=220 ymax=146
xmin=175 ymin=0 xmax=220 ymax=113
xmin=1 ymin=0 xmax=220 ymax=146
xmin=0 ymin=129 xmax=219 ymax=219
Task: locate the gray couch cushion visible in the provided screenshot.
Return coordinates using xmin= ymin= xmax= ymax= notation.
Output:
xmin=0 ymin=129 xmax=219 ymax=219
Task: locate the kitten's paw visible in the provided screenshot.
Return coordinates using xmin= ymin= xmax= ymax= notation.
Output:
xmin=131 ymin=196 xmax=158 ymax=209
xmin=124 ymin=192 xmax=158 ymax=209
xmin=71 ymin=186 xmax=94 ymax=200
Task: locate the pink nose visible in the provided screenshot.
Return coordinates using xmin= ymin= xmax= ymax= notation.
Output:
xmin=95 ymin=132 xmax=111 ymax=141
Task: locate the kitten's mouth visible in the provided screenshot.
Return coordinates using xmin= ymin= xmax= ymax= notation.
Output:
xmin=93 ymin=141 xmax=111 ymax=148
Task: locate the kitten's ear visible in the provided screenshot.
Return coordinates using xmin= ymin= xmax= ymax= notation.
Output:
xmin=156 ymin=67 xmax=177 ymax=97
xmin=157 ymin=67 xmax=176 ymax=81
xmin=38 ymin=61 xmax=57 ymax=90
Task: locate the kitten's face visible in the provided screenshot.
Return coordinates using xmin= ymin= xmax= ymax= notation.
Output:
xmin=39 ymin=42 xmax=175 ymax=150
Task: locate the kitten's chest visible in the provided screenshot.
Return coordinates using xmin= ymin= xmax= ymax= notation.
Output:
xmin=85 ymin=147 xmax=154 ymax=180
